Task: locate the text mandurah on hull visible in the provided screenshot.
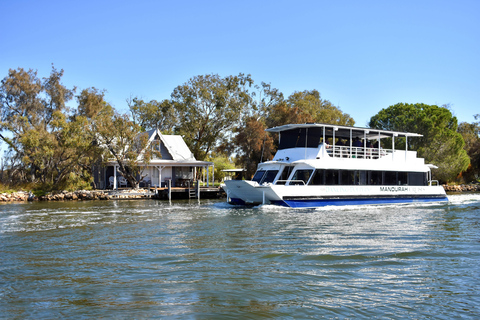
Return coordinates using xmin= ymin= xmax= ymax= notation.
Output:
xmin=224 ymin=123 xmax=448 ymax=208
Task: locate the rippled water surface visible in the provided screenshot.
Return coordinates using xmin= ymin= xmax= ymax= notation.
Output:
xmin=1 ymin=194 xmax=480 ymax=319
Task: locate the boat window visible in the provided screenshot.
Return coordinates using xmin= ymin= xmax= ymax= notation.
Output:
xmin=276 ymin=166 xmax=294 ymax=185
xmin=279 ymin=127 xmax=324 ymax=149
xmin=252 ymin=170 xmax=266 ymax=183
xmin=397 ymin=172 xmax=408 ymax=185
xmin=384 ymin=171 xmax=397 ymax=185
xmin=341 ymin=170 xmax=355 ymax=185
xmin=325 ymin=170 xmax=339 ymax=185
xmin=368 ymin=171 xmax=382 ymax=185
xmin=309 ymin=169 xmax=324 ymax=185
xmin=261 ymin=170 xmax=279 ymax=184
xmin=272 ymin=168 xmax=429 ymax=186
xmin=408 ymin=172 xmax=427 ymax=186
xmin=289 ymin=169 xmax=313 ymax=185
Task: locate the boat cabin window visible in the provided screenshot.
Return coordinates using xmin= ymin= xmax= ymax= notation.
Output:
xmin=289 ymin=169 xmax=313 ymax=185
xmin=408 ymin=172 xmax=427 ymax=186
xmin=309 ymin=169 xmax=324 ymax=185
xmin=276 ymin=166 xmax=294 ymax=185
xmin=325 ymin=170 xmax=338 ymax=185
xmin=252 ymin=169 xmax=279 ymax=184
xmin=262 ymin=170 xmax=279 ymax=184
xmin=301 ymin=169 xmax=428 ymax=186
xmin=279 ymin=128 xmax=323 ymax=149
xmin=252 ymin=170 xmax=266 ymax=183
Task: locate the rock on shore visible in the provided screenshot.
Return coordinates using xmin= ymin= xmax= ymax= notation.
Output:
xmin=442 ymin=184 xmax=480 ymax=192
xmin=0 ymin=189 xmax=153 ymax=202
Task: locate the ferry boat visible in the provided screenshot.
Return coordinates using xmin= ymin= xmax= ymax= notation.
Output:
xmin=224 ymin=123 xmax=448 ymax=208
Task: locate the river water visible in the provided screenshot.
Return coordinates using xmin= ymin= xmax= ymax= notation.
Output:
xmin=1 ymin=194 xmax=479 ymax=319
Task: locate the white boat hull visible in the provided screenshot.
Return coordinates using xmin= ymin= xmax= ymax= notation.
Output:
xmin=224 ymin=180 xmax=448 ymax=208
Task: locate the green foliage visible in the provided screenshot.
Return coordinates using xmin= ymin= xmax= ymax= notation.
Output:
xmin=0 ymin=66 xmax=98 ymax=187
xmin=93 ymin=109 xmax=155 ymax=188
xmin=233 ymin=117 xmax=275 ymax=178
xmin=369 ymin=103 xmax=470 ymax=182
xmin=207 ymin=154 xmax=236 ymax=182
xmin=458 ymin=114 xmax=480 ymax=182
xmin=129 ymin=97 xmax=176 ymax=133
xmin=283 ymin=90 xmax=355 ymax=126
xmin=171 ymin=74 xmax=253 ymax=160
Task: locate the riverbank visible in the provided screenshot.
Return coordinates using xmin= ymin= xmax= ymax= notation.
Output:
xmin=1 ymin=184 xmax=478 ymax=202
xmin=443 ymin=184 xmax=480 ymax=192
xmin=0 ymin=189 xmax=153 ymax=202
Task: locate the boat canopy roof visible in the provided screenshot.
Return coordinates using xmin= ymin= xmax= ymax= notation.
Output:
xmin=266 ymin=123 xmax=422 ymax=150
xmin=266 ymin=123 xmax=422 ymax=139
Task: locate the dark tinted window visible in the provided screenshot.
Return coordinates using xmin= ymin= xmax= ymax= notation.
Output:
xmin=309 ymin=169 xmax=324 ymax=185
xmin=369 ymin=171 xmax=382 ymax=185
xmin=261 ymin=170 xmax=279 ymax=184
xmin=290 ymin=169 xmax=313 ymax=185
xmin=325 ymin=170 xmax=338 ymax=185
xmin=252 ymin=170 xmax=266 ymax=183
xmin=278 ymin=166 xmax=294 ymax=183
xmin=384 ymin=171 xmax=396 ymax=185
xmin=408 ymin=172 xmax=426 ymax=186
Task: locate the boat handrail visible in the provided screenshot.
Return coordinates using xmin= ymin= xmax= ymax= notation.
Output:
xmin=326 ymin=146 xmax=390 ymax=159
xmin=429 ymin=180 xmax=439 ymax=186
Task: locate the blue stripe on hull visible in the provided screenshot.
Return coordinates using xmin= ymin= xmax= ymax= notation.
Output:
xmin=271 ymin=196 xmax=449 ymax=208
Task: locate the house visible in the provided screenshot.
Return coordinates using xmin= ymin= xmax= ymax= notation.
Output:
xmin=93 ymin=128 xmax=214 ymax=189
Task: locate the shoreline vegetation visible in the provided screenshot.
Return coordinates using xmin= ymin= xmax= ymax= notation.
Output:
xmin=0 ymin=185 xmax=479 ymax=203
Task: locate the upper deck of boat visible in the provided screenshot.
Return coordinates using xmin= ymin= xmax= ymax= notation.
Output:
xmin=265 ymin=123 xmax=425 ymax=164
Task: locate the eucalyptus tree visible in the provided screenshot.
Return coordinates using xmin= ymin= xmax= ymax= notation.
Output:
xmin=458 ymin=114 xmax=480 ymax=182
xmin=369 ymin=103 xmax=470 ymax=182
xmin=0 ymin=66 xmax=94 ymax=188
xmin=171 ymin=73 xmax=253 ymax=160
xmin=79 ymin=89 xmax=157 ymax=189
xmin=128 ymin=97 xmax=176 ymax=133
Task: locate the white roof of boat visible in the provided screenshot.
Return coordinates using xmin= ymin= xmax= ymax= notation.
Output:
xmin=265 ymin=123 xmax=423 ymax=138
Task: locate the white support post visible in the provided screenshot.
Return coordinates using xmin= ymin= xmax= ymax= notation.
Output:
xmin=155 ymin=166 xmax=165 ymax=188
xmin=349 ymin=129 xmax=352 ymax=158
xmin=333 ymin=127 xmax=336 ymax=157
xmin=114 ymin=165 xmax=118 ymax=190
xmin=322 ymin=126 xmax=326 ymax=158
xmin=392 ymin=134 xmax=395 ymax=161
xmin=206 ymin=166 xmax=210 ymax=187
xmin=405 ymin=136 xmax=408 ymax=162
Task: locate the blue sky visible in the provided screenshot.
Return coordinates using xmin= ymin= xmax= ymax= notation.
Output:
xmin=1 ymin=0 xmax=479 ymax=128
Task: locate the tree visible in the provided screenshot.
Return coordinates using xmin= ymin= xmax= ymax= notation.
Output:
xmin=458 ymin=114 xmax=480 ymax=182
xmin=129 ymin=97 xmax=176 ymax=133
xmin=0 ymin=66 xmax=93 ymax=189
xmin=285 ymin=90 xmax=354 ymax=126
xmin=78 ymin=87 xmax=160 ymax=189
xmin=77 ymin=87 xmax=109 ymax=120
xmin=93 ymin=109 xmax=157 ymax=189
xmin=171 ymin=74 xmax=253 ymax=160
xmin=369 ymin=103 xmax=470 ymax=182
xmin=234 ymin=116 xmax=275 ymax=178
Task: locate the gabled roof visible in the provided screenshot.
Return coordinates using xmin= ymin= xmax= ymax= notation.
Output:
xmin=143 ymin=128 xmax=195 ymax=161
xmin=135 ymin=129 xmax=212 ymax=167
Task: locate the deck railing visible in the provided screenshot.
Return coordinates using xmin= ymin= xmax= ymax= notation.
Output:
xmin=327 ymin=146 xmax=391 ymax=159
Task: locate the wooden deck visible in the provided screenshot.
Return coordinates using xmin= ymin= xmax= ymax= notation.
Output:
xmin=151 ymin=186 xmax=223 ymax=200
